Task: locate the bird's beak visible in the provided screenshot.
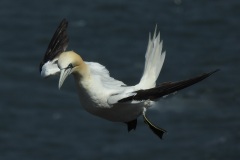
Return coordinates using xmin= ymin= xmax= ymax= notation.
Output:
xmin=59 ymin=68 xmax=72 ymax=89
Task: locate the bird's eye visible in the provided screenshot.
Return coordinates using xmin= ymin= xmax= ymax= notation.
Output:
xmin=67 ymin=63 xmax=73 ymax=69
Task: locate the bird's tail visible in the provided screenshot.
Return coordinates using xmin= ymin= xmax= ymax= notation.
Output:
xmin=137 ymin=26 xmax=166 ymax=89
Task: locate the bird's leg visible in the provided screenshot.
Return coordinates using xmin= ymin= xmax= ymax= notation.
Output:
xmin=125 ymin=119 xmax=137 ymax=132
xmin=143 ymin=108 xmax=167 ymax=139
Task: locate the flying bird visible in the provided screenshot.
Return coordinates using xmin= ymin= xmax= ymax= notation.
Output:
xmin=39 ymin=19 xmax=218 ymax=139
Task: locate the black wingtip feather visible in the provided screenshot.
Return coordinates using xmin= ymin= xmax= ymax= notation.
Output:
xmin=39 ymin=19 xmax=69 ymax=72
xmin=118 ymin=69 xmax=219 ymax=102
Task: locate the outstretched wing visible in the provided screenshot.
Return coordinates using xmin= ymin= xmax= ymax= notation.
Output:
xmin=39 ymin=19 xmax=69 ymax=77
xmin=118 ymin=69 xmax=219 ymax=103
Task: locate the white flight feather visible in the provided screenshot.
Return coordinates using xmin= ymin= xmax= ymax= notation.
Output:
xmin=137 ymin=29 xmax=166 ymax=89
xmin=107 ymin=29 xmax=166 ymax=105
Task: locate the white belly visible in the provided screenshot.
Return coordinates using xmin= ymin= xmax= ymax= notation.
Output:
xmin=74 ymin=75 xmax=152 ymax=122
xmin=77 ymin=93 xmax=147 ymax=122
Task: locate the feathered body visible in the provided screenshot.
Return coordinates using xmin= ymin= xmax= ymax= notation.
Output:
xmin=39 ymin=19 xmax=218 ymax=139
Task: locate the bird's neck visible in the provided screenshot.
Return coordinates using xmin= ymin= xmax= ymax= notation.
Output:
xmin=72 ymin=62 xmax=90 ymax=84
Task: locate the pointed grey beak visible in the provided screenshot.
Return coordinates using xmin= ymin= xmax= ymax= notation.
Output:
xmin=58 ymin=68 xmax=72 ymax=89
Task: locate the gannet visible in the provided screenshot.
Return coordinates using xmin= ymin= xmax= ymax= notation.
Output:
xmin=39 ymin=19 xmax=218 ymax=139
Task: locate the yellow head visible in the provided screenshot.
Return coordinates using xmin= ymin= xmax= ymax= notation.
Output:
xmin=57 ymin=51 xmax=87 ymax=89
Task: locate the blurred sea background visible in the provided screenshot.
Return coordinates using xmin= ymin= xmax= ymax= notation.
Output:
xmin=0 ymin=0 xmax=239 ymax=160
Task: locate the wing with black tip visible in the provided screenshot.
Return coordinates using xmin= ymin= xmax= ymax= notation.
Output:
xmin=39 ymin=19 xmax=69 ymax=77
xmin=118 ymin=69 xmax=219 ymax=103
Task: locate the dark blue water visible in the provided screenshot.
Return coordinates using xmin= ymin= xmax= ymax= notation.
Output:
xmin=0 ymin=0 xmax=239 ymax=159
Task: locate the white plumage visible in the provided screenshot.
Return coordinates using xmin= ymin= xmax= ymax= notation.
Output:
xmin=39 ymin=19 xmax=218 ymax=139
xmin=138 ymin=28 xmax=166 ymax=89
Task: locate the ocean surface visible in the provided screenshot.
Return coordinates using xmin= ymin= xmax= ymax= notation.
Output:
xmin=0 ymin=0 xmax=239 ymax=160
